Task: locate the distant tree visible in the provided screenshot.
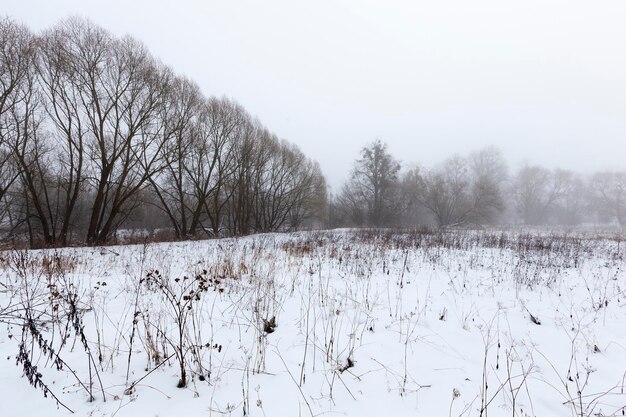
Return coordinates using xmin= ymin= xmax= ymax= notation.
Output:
xmin=399 ymin=165 xmax=428 ymax=225
xmin=281 ymin=155 xmax=327 ymax=231
xmin=339 ymin=140 xmax=401 ymax=227
xmin=511 ymin=165 xmax=569 ymax=225
xmin=416 ymin=147 xmax=507 ymax=227
xmin=467 ymin=146 xmax=508 ymax=223
xmin=337 ymin=180 xmax=367 ymax=226
xmin=418 ymin=155 xmax=471 ymax=227
xmin=551 ymin=171 xmax=588 ymax=225
xmin=591 ymin=171 xmax=626 ymax=226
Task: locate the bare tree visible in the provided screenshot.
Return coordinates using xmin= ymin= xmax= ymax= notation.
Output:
xmin=418 ymin=155 xmax=471 ymax=227
xmin=511 ymin=165 xmax=569 ymax=225
xmin=286 ymin=159 xmax=327 ymax=230
xmin=0 ymin=18 xmax=34 ymax=234
xmin=225 ymin=122 xmax=326 ymax=234
xmin=147 ymin=75 xmax=202 ymax=239
xmin=43 ymin=18 xmax=169 ymax=244
xmin=253 ymin=140 xmax=325 ymax=231
xmin=591 ymin=171 xmax=626 ymax=226
xmin=0 ymin=19 xmax=65 ymax=245
xmin=227 ymin=121 xmax=260 ymax=235
xmin=551 ymin=171 xmax=588 ymax=225
xmin=399 ymin=165 xmax=427 ymax=225
xmin=203 ymin=97 xmax=248 ymax=235
xmin=153 ymin=94 xmax=250 ymax=238
xmin=337 ymin=180 xmax=368 ymax=226
xmin=467 ymin=146 xmax=508 ymax=224
xmin=29 ymin=23 xmax=91 ymax=244
xmin=411 ymin=147 xmax=506 ymax=227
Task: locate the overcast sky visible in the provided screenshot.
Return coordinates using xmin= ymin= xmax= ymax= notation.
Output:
xmin=4 ymin=0 xmax=626 ymax=189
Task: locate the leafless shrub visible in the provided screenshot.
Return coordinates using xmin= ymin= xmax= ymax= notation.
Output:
xmin=140 ymin=268 xmax=223 ymax=388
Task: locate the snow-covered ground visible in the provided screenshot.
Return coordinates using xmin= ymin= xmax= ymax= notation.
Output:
xmin=1 ymin=229 xmax=625 ymax=417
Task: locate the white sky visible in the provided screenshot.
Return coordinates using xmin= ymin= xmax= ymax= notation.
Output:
xmin=4 ymin=0 xmax=626 ymax=189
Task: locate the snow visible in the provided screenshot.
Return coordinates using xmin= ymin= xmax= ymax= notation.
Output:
xmin=1 ymin=229 xmax=625 ymax=416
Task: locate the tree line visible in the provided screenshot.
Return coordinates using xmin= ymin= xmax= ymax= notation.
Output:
xmin=333 ymin=140 xmax=625 ymax=228
xmin=2 ymin=17 xmax=624 ymax=248
xmin=0 ymin=17 xmax=326 ymax=247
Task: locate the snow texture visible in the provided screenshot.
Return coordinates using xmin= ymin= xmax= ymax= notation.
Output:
xmin=1 ymin=228 xmax=625 ymax=416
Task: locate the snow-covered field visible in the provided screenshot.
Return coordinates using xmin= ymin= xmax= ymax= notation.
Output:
xmin=1 ymin=229 xmax=625 ymax=417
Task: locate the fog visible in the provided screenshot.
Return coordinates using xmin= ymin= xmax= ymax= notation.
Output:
xmin=4 ymin=0 xmax=626 ymax=189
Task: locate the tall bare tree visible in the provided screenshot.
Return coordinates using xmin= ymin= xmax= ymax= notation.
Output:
xmin=31 ymin=23 xmax=90 ymax=244
xmin=147 ymin=75 xmax=202 ymax=238
xmin=227 ymin=120 xmax=262 ymax=235
xmin=0 ymin=19 xmax=66 ymax=245
xmin=203 ymin=97 xmax=248 ymax=235
xmin=0 ymin=18 xmax=34 ymax=234
xmin=44 ymin=18 xmax=168 ymax=243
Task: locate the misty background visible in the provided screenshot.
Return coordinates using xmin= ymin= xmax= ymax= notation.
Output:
xmin=4 ymin=0 xmax=626 ymax=190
